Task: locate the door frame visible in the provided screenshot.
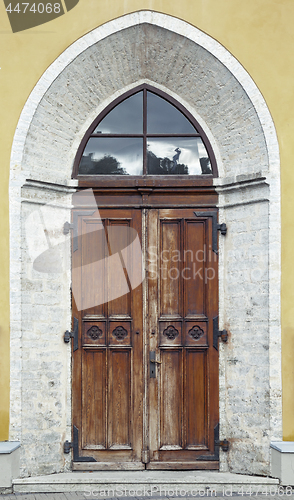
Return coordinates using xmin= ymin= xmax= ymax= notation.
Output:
xmin=71 ymin=179 xmax=220 ymax=470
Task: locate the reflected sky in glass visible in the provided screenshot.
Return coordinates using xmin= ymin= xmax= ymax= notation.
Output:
xmin=147 ymin=138 xmax=211 ymax=175
xmin=79 ymin=138 xmax=143 ymax=175
xmin=147 ymin=92 xmax=196 ymax=134
xmin=94 ymin=92 xmax=143 ymax=134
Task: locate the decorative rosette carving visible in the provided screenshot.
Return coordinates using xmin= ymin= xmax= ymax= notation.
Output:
xmin=112 ymin=325 xmax=128 ymax=340
xmin=87 ymin=325 xmax=102 ymax=340
xmin=163 ymin=325 xmax=179 ymax=340
xmin=189 ymin=325 xmax=204 ymax=340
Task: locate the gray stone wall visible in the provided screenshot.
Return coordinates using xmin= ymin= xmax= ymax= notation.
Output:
xmin=18 ymin=185 xmax=73 ymax=476
xmin=9 ymin=14 xmax=281 ymax=477
xmin=217 ymin=176 xmax=272 ymax=474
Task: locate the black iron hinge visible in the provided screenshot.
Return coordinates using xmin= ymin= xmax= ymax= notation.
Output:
xmin=217 ymin=222 xmax=227 ymax=236
xmin=63 ymin=440 xmax=72 ymax=454
xmin=213 ymin=424 xmax=229 ymax=453
xmin=215 ymin=438 xmax=230 ymax=452
xmin=194 ymin=211 xmax=227 ymax=254
xmin=63 ymin=210 xmax=95 ymax=252
xmin=64 ymin=425 xmax=96 ymax=462
xmin=196 ymin=423 xmax=230 ymax=461
xmin=63 ymin=221 xmax=74 ymax=234
xmin=64 ymin=317 xmax=78 ymax=351
xmin=213 ymin=316 xmax=228 ymax=350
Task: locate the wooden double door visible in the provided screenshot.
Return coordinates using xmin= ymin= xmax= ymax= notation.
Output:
xmin=71 ymin=202 xmax=219 ymax=470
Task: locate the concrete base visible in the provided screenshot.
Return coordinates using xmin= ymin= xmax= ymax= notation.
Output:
xmin=0 ymin=441 xmax=20 ymax=488
xmin=13 ymin=471 xmax=279 ymax=494
xmin=271 ymin=442 xmax=294 ymax=486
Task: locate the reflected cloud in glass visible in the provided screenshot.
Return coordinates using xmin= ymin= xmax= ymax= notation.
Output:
xmin=147 ymin=138 xmax=211 ymax=175
xmin=94 ymin=92 xmax=143 ymax=134
xmin=147 ymin=92 xmax=196 ymax=134
xmin=79 ymin=138 xmax=143 ymax=175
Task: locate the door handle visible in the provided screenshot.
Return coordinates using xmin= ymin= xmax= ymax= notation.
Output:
xmin=150 ymin=351 xmax=161 ymax=378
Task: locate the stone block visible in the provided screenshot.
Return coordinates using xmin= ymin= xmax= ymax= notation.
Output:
xmin=0 ymin=442 xmax=20 ymax=488
xmin=271 ymin=442 xmax=294 ymax=485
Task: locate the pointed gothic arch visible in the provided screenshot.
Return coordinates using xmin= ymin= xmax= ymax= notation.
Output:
xmin=9 ymin=12 xmax=281 ymax=477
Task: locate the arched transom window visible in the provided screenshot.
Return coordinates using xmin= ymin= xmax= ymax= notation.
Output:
xmin=74 ymin=85 xmax=217 ymax=177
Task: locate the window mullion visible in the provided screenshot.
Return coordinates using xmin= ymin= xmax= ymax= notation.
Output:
xmin=143 ymin=88 xmax=147 ymax=175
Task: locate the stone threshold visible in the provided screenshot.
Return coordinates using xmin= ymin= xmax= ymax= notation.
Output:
xmin=13 ymin=471 xmax=279 ymax=493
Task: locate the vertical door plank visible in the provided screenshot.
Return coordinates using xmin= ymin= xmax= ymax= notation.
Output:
xmin=160 ymin=349 xmax=183 ymax=449
xmin=160 ymin=221 xmax=181 ymax=316
xmin=81 ymin=219 xmax=107 ymax=315
xmin=108 ymin=349 xmax=131 ymax=448
xmin=185 ymin=350 xmax=207 ymax=447
xmin=82 ymin=350 xmax=106 ymax=449
xmin=107 ymin=221 xmax=131 ymax=316
xmin=184 ymin=221 xmax=205 ymax=316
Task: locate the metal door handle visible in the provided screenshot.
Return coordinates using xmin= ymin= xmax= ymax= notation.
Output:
xmin=150 ymin=351 xmax=161 ymax=378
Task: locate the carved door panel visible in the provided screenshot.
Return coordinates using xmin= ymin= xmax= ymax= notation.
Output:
xmin=72 ymin=207 xmax=144 ymax=469
xmin=147 ymin=208 xmax=219 ymax=469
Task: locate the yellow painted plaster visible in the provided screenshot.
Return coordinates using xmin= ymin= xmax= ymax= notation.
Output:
xmin=0 ymin=0 xmax=293 ymax=440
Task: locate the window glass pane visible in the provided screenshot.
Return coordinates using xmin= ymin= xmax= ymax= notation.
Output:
xmin=147 ymin=138 xmax=211 ymax=175
xmin=93 ymin=92 xmax=143 ymax=134
xmin=147 ymin=92 xmax=197 ymax=134
xmin=79 ymin=138 xmax=143 ymax=175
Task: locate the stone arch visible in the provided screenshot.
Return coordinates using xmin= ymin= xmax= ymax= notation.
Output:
xmin=9 ymin=11 xmax=281 ymax=477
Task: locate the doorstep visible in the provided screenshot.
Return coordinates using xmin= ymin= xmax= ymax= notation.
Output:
xmin=13 ymin=471 xmax=279 ymax=494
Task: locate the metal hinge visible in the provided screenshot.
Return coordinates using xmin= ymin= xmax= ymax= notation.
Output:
xmin=194 ymin=211 xmax=227 ymax=254
xmin=196 ymin=422 xmax=226 ymax=461
xmin=217 ymin=222 xmax=227 ymax=236
xmin=215 ymin=438 xmax=230 ymax=452
xmin=63 ymin=440 xmax=73 ymax=454
xmin=64 ymin=317 xmax=78 ymax=351
xmin=64 ymin=426 xmax=96 ymax=462
xmin=213 ymin=317 xmax=228 ymax=350
xmin=219 ymin=329 xmax=228 ymax=342
xmin=63 ymin=222 xmax=74 ymax=234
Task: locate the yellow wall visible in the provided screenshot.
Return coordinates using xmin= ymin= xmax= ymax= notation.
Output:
xmin=0 ymin=0 xmax=293 ymax=440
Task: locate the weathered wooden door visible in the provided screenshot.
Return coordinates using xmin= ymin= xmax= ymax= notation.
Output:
xmin=72 ymin=207 xmax=144 ymax=469
xmin=146 ymin=208 xmax=219 ymax=469
xmin=71 ymin=203 xmax=219 ymax=469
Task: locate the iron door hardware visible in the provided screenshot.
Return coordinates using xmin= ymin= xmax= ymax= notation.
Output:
xmin=150 ymin=351 xmax=161 ymax=378
xmin=194 ymin=211 xmax=227 ymax=253
xmin=64 ymin=317 xmax=78 ymax=351
xmin=213 ymin=316 xmax=228 ymax=350
xmin=64 ymin=425 xmax=96 ymax=462
xmin=215 ymin=438 xmax=230 ymax=452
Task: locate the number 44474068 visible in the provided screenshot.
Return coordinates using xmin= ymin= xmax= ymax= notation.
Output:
xmin=6 ymin=3 xmax=61 ymax=13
